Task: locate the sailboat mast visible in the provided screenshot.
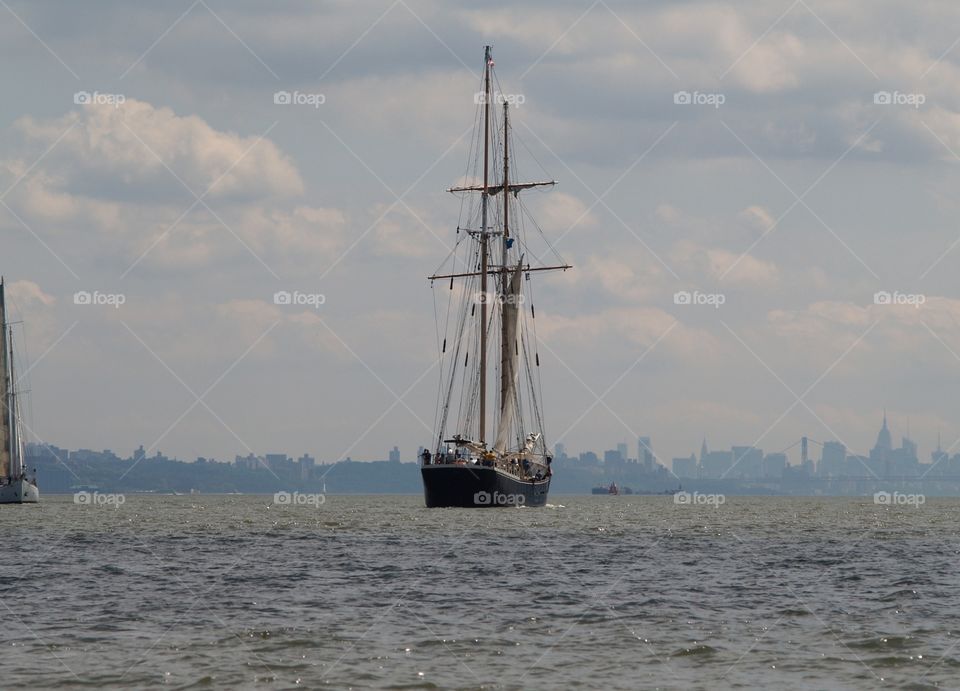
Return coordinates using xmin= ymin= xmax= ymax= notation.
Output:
xmin=500 ymin=102 xmax=510 ymax=413
xmin=479 ymin=45 xmax=491 ymax=446
xmin=0 ymin=280 xmax=9 ymax=481
xmin=7 ymin=326 xmax=18 ymax=478
xmin=502 ymin=102 xmax=510 ymax=258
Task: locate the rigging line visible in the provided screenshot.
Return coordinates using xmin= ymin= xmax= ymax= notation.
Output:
xmin=437 ymin=278 xmax=458 ymax=442
xmin=485 ymin=68 xmax=554 ymax=186
xmin=513 ymin=123 xmax=556 ymax=184
xmin=512 ymin=205 xmax=546 ymax=269
xmin=434 ymin=256 xmax=457 ymax=440
xmin=448 ymin=268 xmax=476 ymax=440
xmin=520 ymin=334 xmax=538 ymax=449
xmin=525 ymin=273 xmax=548 ymax=452
xmin=440 ymin=257 xmax=470 ymax=441
xmin=429 ymin=229 xmax=470 ymax=279
xmin=431 ymin=285 xmax=446 ymax=441
xmin=461 ymin=310 xmax=481 ymax=439
xmin=456 ymin=102 xmax=482 ymax=224
xmin=456 ymin=258 xmax=483 ymax=439
xmin=516 ymin=196 xmax=569 ymax=268
xmin=515 ymin=313 xmax=534 ymax=452
xmin=5 ymin=315 xmax=33 ymax=443
xmin=18 ymin=326 xmax=34 ymax=443
xmin=491 ymin=66 xmax=505 ymax=101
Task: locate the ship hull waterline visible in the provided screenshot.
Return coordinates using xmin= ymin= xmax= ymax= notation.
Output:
xmin=421 ymin=465 xmax=550 ymax=508
xmin=0 ymin=478 xmax=39 ymax=504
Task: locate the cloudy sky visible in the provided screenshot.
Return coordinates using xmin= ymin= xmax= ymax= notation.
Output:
xmin=3 ymin=0 xmax=960 ymax=466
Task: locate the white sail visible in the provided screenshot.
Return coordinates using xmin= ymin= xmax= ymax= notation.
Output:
xmin=9 ymin=379 xmax=23 ymax=478
xmin=0 ymin=282 xmax=9 ymax=479
xmin=493 ymin=262 xmax=523 ymax=454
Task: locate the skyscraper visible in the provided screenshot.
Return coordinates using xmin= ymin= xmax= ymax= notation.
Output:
xmin=638 ymin=437 xmax=653 ymax=470
xmin=869 ymin=411 xmax=893 ymax=477
xmin=874 ymin=410 xmax=892 ymax=452
xmin=819 ymin=441 xmax=846 ymax=477
xmin=731 ymin=446 xmax=763 ymax=479
xmin=672 ymin=454 xmax=697 ymax=478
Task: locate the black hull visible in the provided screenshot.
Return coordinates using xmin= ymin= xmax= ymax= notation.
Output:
xmin=421 ymin=465 xmax=550 ymax=507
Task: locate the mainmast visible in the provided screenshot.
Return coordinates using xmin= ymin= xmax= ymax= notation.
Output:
xmin=479 ymin=45 xmax=492 ymax=446
xmin=0 ymin=279 xmax=9 ymax=480
xmin=7 ymin=326 xmax=17 ymax=479
xmin=500 ymin=101 xmax=510 ymax=414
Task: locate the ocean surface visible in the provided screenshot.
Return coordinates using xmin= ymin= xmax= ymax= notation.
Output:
xmin=1 ymin=494 xmax=958 ymax=689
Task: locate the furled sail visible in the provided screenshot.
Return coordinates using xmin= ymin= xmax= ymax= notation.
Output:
xmin=493 ymin=261 xmax=523 ymax=454
xmin=0 ymin=282 xmax=9 ymax=479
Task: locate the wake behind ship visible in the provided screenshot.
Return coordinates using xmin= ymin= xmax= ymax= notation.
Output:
xmin=421 ymin=46 xmax=570 ymax=508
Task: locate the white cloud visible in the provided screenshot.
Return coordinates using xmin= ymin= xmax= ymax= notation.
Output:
xmin=7 ymin=280 xmax=56 ymax=308
xmin=738 ymin=205 xmax=776 ymax=235
xmin=16 ymin=99 xmax=303 ymax=199
xmin=2 ymin=99 xmax=344 ymax=272
xmin=369 ymin=203 xmax=440 ymax=258
xmin=531 ymin=192 xmax=597 ymax=234
xmin=671 ymin=240 xmax=779 ymax=287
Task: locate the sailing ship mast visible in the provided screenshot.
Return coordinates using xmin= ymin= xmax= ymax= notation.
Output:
xmin=7 ymin=324 xmax=20 ymax=480
xmin=479 ymin=45 xmax=491 ymax=446
xmin=0 ymin=279 xmax=25 ymax=482
xmin=0 ymin=279 xmax=9 ymax=480
xmin=500 ymin=101 xmax=509 ymax=419
xmin=0 ymin=280 xmax=28 ymax=483
xmin=0 ymin=278 xmax=39 ymax=503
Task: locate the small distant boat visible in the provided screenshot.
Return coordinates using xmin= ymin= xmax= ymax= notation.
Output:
xmin=0 ymin=278 xmax=39 ymax=504
xmin=591 ymin=482 xmax=620 ymax=495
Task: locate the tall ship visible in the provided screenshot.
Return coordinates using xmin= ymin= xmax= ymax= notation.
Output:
xmin=0 ymin=279 xmax=39 ymax=504
xmin=420 ymin=46 xmax=570 ymax=508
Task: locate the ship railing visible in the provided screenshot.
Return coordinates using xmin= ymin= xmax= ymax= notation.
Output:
xmin=424 ymin=454 xmax=480 ymax=466
xmin=494 ymin=457 xmax=530 ymax=479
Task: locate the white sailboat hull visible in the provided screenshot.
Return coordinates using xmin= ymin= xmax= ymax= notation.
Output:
xmin=0 ymin=478 xmax=39 ymax=504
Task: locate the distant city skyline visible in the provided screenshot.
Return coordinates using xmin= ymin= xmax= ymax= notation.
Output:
xmin=28 ymin=409 xmax=960 ymax=496
xmin=28 ymin=409 xmax=953 ymax=476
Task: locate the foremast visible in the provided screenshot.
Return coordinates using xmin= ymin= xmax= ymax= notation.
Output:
xmin=0 ymin=279 xmax=9 ymax=480
xmin=7 ymin=323 xmax=22 ymax=480
xmin=479 ymin=45 xmax=492 ymax=447
xmin=0 ymin=278 xmax=24 ymax=482
xmin=499 ymin=100 xmax=510 ymax=420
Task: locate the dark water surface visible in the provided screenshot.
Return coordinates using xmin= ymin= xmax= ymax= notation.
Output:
xmin=1 ymin=495 xmax=958 ymax=689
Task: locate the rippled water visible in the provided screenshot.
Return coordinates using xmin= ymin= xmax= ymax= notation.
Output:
xmin=2 ymin=495 xmax=959 ymax=689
